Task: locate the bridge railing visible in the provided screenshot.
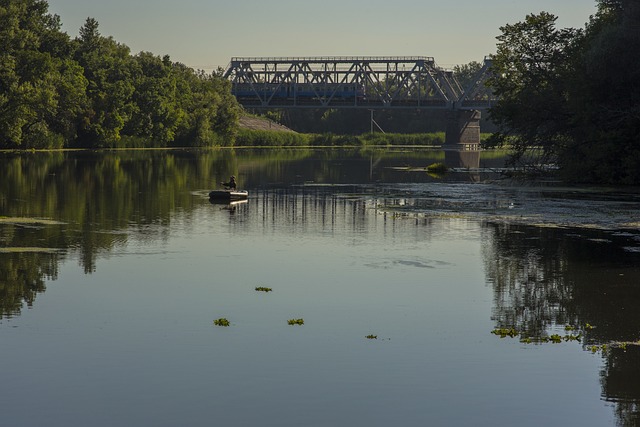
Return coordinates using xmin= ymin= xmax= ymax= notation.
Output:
xmin=229 ymin=56 xmax=437 ymax=64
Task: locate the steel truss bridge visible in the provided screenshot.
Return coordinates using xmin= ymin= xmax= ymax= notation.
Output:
xmin=223 ymin=56 xmax=494 ymax=110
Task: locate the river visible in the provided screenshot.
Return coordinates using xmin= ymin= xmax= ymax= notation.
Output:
xmin=1 ymin=148 xmax=639 ymax=426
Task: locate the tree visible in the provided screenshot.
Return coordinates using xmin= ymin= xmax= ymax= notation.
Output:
xmin=485 ymin=12 xmax=581 ymax=168
xmin=0 ymin=3 xmax=240 ymax=148
xmin=0 ymin=0 xmax=87 ymax=148
xmin=171 ymin=67 xmax=240 ymax=146
xmin=123 ymin=52 xmax=185 ymax=146
xmin=453 ymin=61 xmax=483 ymax=92
xmin=558 ymin=0 xmax=640 ymax=183
xmin=486 ymin=2 xmax=640 ymax=183
xmin=74 ymin=18 xmax=136 ymax=147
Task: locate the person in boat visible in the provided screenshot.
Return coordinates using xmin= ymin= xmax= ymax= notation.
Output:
xmin=221 ymin=175 xmax=237 ymax=190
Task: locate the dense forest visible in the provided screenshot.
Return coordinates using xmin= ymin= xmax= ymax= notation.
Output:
xmin=0 ymin=0 xmax=240 ymax=149
xmin=487 ymin=0 xmax=640 ymax=184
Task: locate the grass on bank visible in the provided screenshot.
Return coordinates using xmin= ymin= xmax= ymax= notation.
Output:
xmin=233 ymin=129 xmax=481 ymax=147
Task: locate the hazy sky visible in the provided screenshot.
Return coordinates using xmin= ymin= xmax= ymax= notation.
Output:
xmin=47 ymin=0 xmax=597 ymax=71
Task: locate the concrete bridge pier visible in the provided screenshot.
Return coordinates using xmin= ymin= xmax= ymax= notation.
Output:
xmin=444 ymin=110 xmax=481 ymax=150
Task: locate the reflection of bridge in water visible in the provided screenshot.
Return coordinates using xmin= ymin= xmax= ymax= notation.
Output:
xmin=224 ymin=56 xmax=496 ymax=148
xmin=247 ymin=188 xmax=439 ymax=238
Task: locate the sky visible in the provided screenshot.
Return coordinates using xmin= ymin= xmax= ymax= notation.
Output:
xmin=46 ymin=0 xmax=598 ymax=72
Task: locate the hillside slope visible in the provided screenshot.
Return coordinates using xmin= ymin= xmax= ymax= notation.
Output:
xmin=238 ymin=115 xmax=296 ymax=133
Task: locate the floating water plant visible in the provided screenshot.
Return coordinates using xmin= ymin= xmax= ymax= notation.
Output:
xmin=365 ymin=335 xmax=377 ymax=340
xmin=213 ymin=318 xmax=230 ymax=327
xmin=492 ymin=328 xmax=583 ymax=344
xmin=491 ymin=323 xmax=640 ymax=355
xmin=287 ymin=318 xmax=304 ymax=325
xmin=426 ymin=162 xmax=448 ymax=174
xmin=549 ymin=334 xmax=563 ymax=343
xmin=491 ymin=328 xmax=519 ymax=338
xmin=255 ymin=287 xmax=273 ymax=292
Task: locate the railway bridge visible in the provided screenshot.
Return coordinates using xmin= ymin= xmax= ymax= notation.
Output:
xmin=223 ymin=56 xmax=495 ymax=148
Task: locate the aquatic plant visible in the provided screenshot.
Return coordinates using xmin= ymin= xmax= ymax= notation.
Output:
xmin=491 ymin=325 xmax=586 ymax=346
xmin=491 ymin=328 xmax=519 ymax=338
xmin=549 ymin=334 xmax=563 ymax=343
xmin=366 ymin=335 xmax=377 ymax=340
xmin=213 ymin=318 xmax=230 ymax=327
xmin=426 ymin=162 xmax=448 ymax=173
xmin=484 ymin=320 xmax=640 ymax=357
xmin=255 ymin=286 xmax=273 ymax=292
xmin=287 ymin=318 xmax=304 ymax=325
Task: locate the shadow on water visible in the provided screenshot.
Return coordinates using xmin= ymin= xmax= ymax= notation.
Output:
xmin=1 ymin=149 xmax=640 ymax=424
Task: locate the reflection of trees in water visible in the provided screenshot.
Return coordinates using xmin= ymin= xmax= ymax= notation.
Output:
xmin=482 ymin=223 xmax=576 ymax=336
xmin=233 ymin=187 xmax=439 ymax=244
xmin=0 ymin=150 xmax=368 ymax=316
xmin=253 ymin=187 xmax=373 ymax=235
xmin=0 ymin=252 xmax=58 ymax=318
xmin=0 ymin=150 xmax=235 ymax=315
xmin=603 ymin=347 xmax=640 ymax=426
xmin=0 ymin=150 xmax=239 ymax=271
xmin=483 ymin=222 xmax=640 ymax=338
xmin=0 ymin=147 xmax=446 ymax=317
xmin=483 ymin=222 xmax=640 ymax=425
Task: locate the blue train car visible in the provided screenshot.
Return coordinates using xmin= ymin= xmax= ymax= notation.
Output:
xmin=232 ymin=83 xmax=364 ymax=101
xmin=233 ymin=84 xmax=287 ymax=99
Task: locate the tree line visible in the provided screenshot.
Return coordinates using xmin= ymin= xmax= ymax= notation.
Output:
xmin=0 ymin=0 xmax=240 ymax=149
xmin=486 ymin=0 xmax=640 ymax=184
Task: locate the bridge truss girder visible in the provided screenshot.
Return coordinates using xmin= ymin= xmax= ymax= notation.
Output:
xmin=224 ymin=57 xmax=494 ymax=110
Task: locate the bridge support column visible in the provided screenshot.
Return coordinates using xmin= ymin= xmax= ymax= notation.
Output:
xmin=444 ymin=110 xmax=481 ymax=150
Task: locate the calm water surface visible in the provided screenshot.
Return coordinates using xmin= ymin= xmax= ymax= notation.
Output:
xmin=1 ymin=149 xmax=640 ymax=426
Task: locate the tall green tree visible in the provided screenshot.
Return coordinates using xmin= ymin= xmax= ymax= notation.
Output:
xmin=172 ymin=66 xmax=240 ymax=146
xmin=74 ymin=18 xmax=136 ymax=147
xmin=123 ymin=52 xmax=186 ymax=146
xmin=559 ymin=0 xmax=640 ymax=183
xmin=486 ymin=2 xmax=640 ymax=183
xmin=0 ymin=0 xmax=87 ymax=148
xmin=485 ymin=12 xmax=581 ymax=167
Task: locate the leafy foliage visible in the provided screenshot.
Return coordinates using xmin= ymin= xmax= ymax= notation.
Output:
xmin=485 ymin=12 xmax=580 ymax=167
xmin=0 ymin=1 xmax=240 ymax=149
xmin=486 ymin=2 xmax=640 ymax=183
xmin=452 ymin=61 xmax=483 ymax=91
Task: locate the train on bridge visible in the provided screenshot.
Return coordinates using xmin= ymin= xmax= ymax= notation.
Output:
xmin=233 ymin=83 xmax=365 ymax=102
xmin=230 ymin=82 xmax=454 ymax=108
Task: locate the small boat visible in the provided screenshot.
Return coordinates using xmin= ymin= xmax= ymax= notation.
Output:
xmin=208 ymin=190 xmax=249 ymax=200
